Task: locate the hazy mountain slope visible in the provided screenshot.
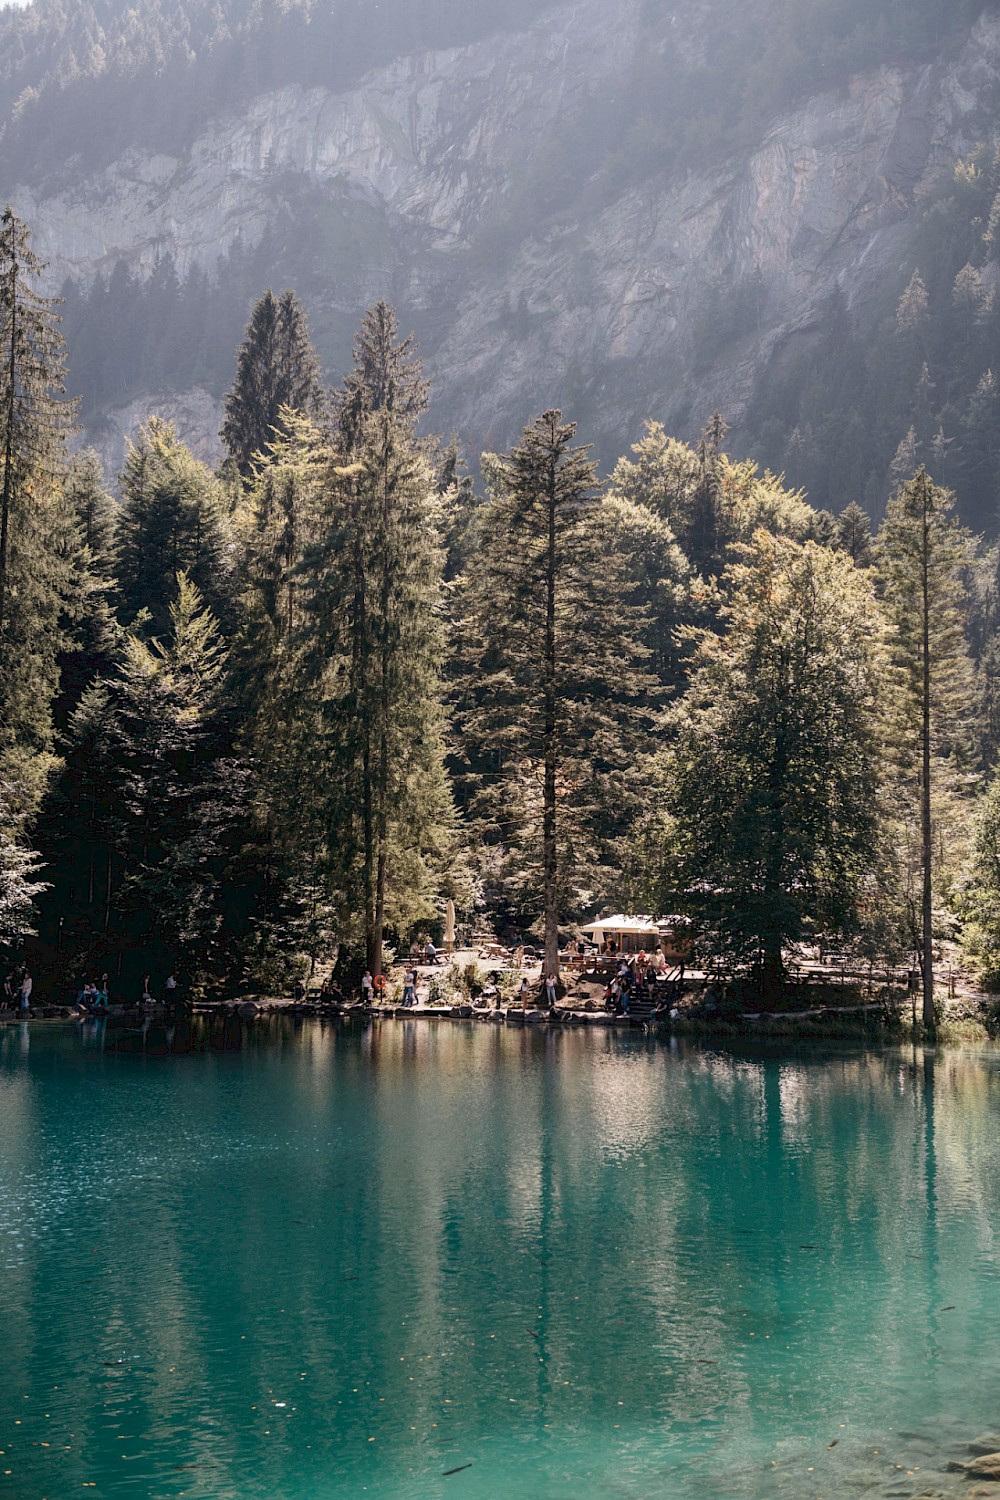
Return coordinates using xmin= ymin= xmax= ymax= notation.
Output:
xmin=3 ymin=0 xmax=998 ymax=503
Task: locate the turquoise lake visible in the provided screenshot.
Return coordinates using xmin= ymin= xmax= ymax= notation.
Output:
xmin=2 ymin=1020 xmax=1000 ymax=1499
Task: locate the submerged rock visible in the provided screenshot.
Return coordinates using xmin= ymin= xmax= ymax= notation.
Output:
xmin=965 ymin=1455 xmax=1000 ymax=1481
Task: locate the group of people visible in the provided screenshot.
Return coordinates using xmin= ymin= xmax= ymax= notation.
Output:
xmin=76 ymin=975 xmax=111 ymax=1009
xmin=407 ymin=938 xmax=440 ymax=965
xmin=2 ymin=970 xmax=33 ymax=1012
xmin=604 ymin=957 xmax=672 ymax=1015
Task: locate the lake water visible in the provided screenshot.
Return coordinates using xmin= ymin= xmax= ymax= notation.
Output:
xmin=1 ymin=1020 xmax=1000 ymax=1499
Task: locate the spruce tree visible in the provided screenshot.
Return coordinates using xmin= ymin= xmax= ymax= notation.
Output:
xmin=0 ymin=206 xmax=74 ymax=637
xmin=116 ymin=417 xmax=233 ymax=637
xmin=221 ymin=289 xmax=321 ymax=478
xmin=0 ymin=206 xmax=76 ymax=822
xmin=458 ymin=410 xmax=654 ymax=975
xmin=100 ymin=575 xmax=244 ymax=978
xmin=56 ymin=449 xmax=119 ymax=722
xmin=335 ymin=300 xmax=428 ymax=451
xmin=877 ymin=469 xmax=978 ymax=1028
xmin=835 ymin=501 xmax=873 ymax=567
xmin=230 ymin=412 xmax=328 ymax=979
xmin=297 ymin=304 xmax=450 ymax=977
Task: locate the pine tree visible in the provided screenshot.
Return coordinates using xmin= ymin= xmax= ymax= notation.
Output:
xmin=230 ymin=411 xmax=328 ymax=979
xmin=0 ymin=206 xmax=76 ymax=822
xmin=896 ymin=269 xmax=929 ymax=337
xmin=66 ymin=448 xmax=115 ymax=575
xmin=221 ymin=288 xmax=321 ymax=478
xmin=658 ymin=533 xmax=893 ymax=1004
xmin=877 ymin=469 xmax=978 ymax=1028
xmin=835 ymin=501 xmax=873 ymax=567
xmin=116 ymin=417 xmax=233 ymax=637
xmin=0 ymin=810 xmax=47 ymax=948
xmin=56 ymin=449 xmax=118 ymax=722
xmin=335 ymin=300 xmax=429 ymax=452
xmin=101 ymin=575 xmax=244 ymax=979
xmin=689 ymin=411 xmax=730 ymax=575
xmin=458 ymin=410 xmax=655 ymax=974
xmin=0 ymin=205 xmax=74 ymax=636
xmin=297 ymin=305 xmax=450 ymax=976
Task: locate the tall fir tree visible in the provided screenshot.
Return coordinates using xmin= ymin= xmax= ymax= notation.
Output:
xmin=0 ymin=205 xmax=76 ymax=827
xmin=56 ymin=448 xmax=118 ymax=723
xmin=230 ymin=411 xmax=329 ymax=980
xmin=221 ymin=289 xmax=321 ymax=478
xmin=835 ymin=500 xmax=873 ymax=567
xmin=877 ymin=468 xmax=979 ymax=1028
xmin=296 ymin=304 xmax=451 ymax=977
xmin=458 ymin=410 xmax=655 ymax=975
xmin=96 ymin=575 xmax=244 ymax=983
xmin=116 ymin=417 xmax=233 ymax=638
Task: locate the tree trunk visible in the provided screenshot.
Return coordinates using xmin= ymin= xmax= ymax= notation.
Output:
xmin=370 ymin=426 xmax=394 ymax=980
xmin=921 ymin=486 xmax=935 ymax=1030
xmin=543 ymin=452 xmax=559 ymax=979
xmin=760 ymin=944 xmax=784 ymax=1009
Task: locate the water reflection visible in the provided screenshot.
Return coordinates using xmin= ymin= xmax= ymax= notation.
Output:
xmin=1 ymin=1027 xmax=1000 ymax=1498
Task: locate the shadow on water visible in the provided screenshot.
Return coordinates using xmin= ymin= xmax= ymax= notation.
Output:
xmin=101 ymin=1011 xmax=368 ymax=1056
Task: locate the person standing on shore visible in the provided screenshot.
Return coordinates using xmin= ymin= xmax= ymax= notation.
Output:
xmin=544 ymin=972 xmax=558 ymax=1012
xmin=519 ymin=977 xmax=531 ymax=1010
xmin=19 ymin=972 xmax=32 ymax=1012
xmin=361 ymin=970 xmax=373 ymax=1005
xmin=402 ymin=970 xmax=417 ymax=1007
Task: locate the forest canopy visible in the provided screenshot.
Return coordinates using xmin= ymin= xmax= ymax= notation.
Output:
xmin=4 ymin=204 xmax=1000 ymax=1024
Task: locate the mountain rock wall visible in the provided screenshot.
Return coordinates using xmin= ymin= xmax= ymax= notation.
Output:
xmin=10 ymin=1 xmax=1000 ymax=472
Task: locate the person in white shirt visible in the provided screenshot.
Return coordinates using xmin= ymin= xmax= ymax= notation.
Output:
xmin=19 ymin=972 xmax=32 ymax=1011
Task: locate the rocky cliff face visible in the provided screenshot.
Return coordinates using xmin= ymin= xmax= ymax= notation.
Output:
xmin=11 ymin=0 xmax=1000 ymax=473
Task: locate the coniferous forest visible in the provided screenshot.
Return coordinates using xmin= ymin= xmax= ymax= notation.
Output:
xmin=4 ymin=196 xmax=1000 ymax=1021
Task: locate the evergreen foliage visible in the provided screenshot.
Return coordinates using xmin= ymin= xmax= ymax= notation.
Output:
xmin=309 ymin=338 xmax=448 ymax=974
xmin=45 ymin=575 xmax=245 ymax=984
xmin=654 ymin=533 xmax=893 ymax=1003
xmin=6 ymin=216 xmax=1000 ymax=1013
xmin=746 ymin=144 xmax=1000 ymax=533
xmin=457 ymin=410 xmax=656 ymax=972
xmin=116 ymin=417 xmax=234 ymax=637
xmin=0 ymin=205 xmax=76 ymax=831
xmin=221 ymin=289 xmax=321 ymax=478
xmin=877 ymin=469 xmax=979 ymax=1024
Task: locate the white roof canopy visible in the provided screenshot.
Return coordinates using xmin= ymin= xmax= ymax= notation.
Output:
xmin=582 ymin=915 xmax=680 ymax=937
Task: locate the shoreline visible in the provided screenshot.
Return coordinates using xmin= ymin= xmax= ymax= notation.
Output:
xmin=3 ymin=997 xmax=996 ymax=1046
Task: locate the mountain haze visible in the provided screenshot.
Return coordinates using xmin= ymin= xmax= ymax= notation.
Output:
xmin=3 ymin=0 xmax=999 ymax=521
